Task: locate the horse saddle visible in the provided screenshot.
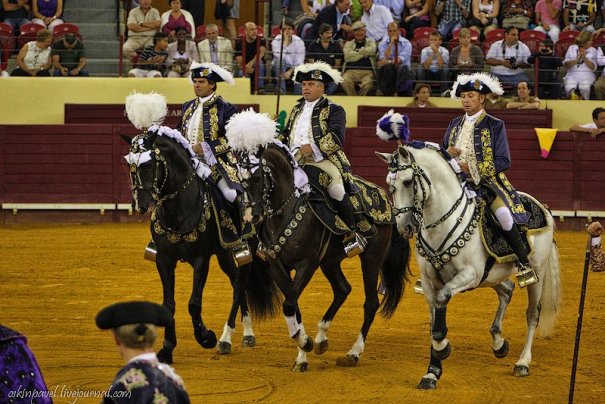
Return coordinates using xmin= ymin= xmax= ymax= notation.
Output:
xmin=303 ymin=166 xmax=395 ymax=238
xmin=479 ymin=194 xmax=550 ymax=263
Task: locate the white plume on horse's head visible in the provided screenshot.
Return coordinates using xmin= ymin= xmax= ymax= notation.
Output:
xmin=125 ymin=92 xmax=168 ymax=130
xmin=376 ymin=109 xmax=410 ymax=142
xmin=226 ymin=108 xmax=277 ymax=153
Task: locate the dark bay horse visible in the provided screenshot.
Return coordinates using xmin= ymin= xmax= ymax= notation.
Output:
xmin=125 ymin=127 xmax=278 ymax=363
xmin=242 ymin=143 xmax=412 ymax=371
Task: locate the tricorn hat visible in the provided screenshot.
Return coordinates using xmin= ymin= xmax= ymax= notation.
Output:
xmin=293 ymin=61 xmax=343 ymax=84
xmin=190 ymin=62 xmax=235 ymax=85
xmin=95 ymin=301 xmax=172 ymax=330
xmin=451 ymin=72 xmax=503 ymax=98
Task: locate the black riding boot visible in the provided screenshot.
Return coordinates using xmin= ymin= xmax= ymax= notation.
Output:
xmin=502 ymin=224 xmax=539 ymax=288
xmin=334 ymin=197 xmax=367 ymax=257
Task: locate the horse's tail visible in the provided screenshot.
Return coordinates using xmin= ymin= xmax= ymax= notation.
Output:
xmin=537 ymin=219 xmax=563 ymax=337
xmin=379 ymin=225 xmax=412 ymax=319
xmin=244 ymin=254 xmax=281 ymax=320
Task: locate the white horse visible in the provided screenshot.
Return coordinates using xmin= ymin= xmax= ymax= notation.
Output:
xmin=377 ymin=143 xmax=562 ymax=389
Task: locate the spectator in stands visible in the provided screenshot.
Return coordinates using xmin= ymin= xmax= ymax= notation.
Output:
xmin=376 ymin=21 xmax=412 ymax=95
xmin=406 ymin=82 xmax=437 ymax=106
xmin=587 ymin=221 xmax=604 ymax=272
xmin=563 ymin=30 xmax=596 ymax=100
xmin=307 ymin=23 xmax=343 ymax=94
xmin=123 ymin=0 xmax=161 ymax=60
xmin=0 ymin=325 xmax=52 ymax=404
xmin=31 ymin=0 xmax=63 ymax=32
xmin=374 ymin=0 xmax=404 ymax=23
xmin=198 ymin=23 xmax=233 ymax=72
xmin=435 ymin=0 xmax=471 ymax=39
xmin=417 ymin=30 xmax=449 ymax=92
xmin=235 ymin=21 xmax=267 ymax=94
xmin=2 ymin=0 xmax=31 ymax=31
xmin=342 ymin=20 xmax=377 ymax=95
xmin=360 ymin=0 xmax=394 ymax=42
xmin=96 ymin=301 xmax=190 ymax=403
xmin=181 ymin=0 xmax=204 ymax=29
xmin=486 ymin=26 xmax=532 ymax=87
xmin=215 ymin=0 xmax=239 ymax=44
xmin=166 ymin=25 xmax=199 ymax=77
xmin=534 ymin=0 xmax=562 ymax=43
xmin=484 ymin=91 xmax=509 ymax=108
xmin=11 ymin=28 xmax=51 ymax=76
xmin=299 ymin=0 xmax=336 ymax=16
xmin=402 ymin=0 xmax=432 ymax=39
xmin=449 ymin=27 xmax=484 ymax=78
xmin=307 ymin=0 xmax=353 ymax=41
xmin=161 ymin=0 xmax=195 ymax=40
xmin=500 ymin=0 xmax=533 ymax=30
xmin=528 ymin=37 xmax=562 ymax=99
xmin=468 ymin=0 xmax=500 ymax=39
xmin=271 ymin=18 xmax=305 ymax=95
xmin=51 ymin=33 xmax=88 ymax=76
xmin=562 ymin=0 xmax=596 ymax=33
xmin=569 ymin=106 xmax=605 ymax=137
xmin=593 ymin=43 xmax=605 ymax=99
xmin=128 ymin=31 xmax=169 ymax=77
xmin=506 ymin=80 xmax=540 ymax=108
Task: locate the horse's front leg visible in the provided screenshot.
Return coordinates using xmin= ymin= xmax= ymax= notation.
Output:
xmin=155 ymin=253 xmax=177 ymax=364
xmin=435 ymin=265 xmax=478 ymax=306
xmin=490 ymin=280 xmax=515 ymax=359
xmin=189 ymin=255 xmax=216 ymax=350
xmin=514 ymin=281 xmax=543 ymax=376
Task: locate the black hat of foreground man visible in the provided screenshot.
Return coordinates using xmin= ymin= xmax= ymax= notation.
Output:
xmin=96 ymin=301 xmax=171 ymax=330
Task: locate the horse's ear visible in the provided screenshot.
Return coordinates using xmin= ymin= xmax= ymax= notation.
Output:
xmin=120 ymin=134 xmax=133 ymax=145
xmin=375 ymin=151 xmax=391 ymax=164
xmin=397 ymin=144 xmax=409 ymax=159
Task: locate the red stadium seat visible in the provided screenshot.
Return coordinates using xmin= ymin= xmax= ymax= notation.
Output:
xmin=237 ymin=25 xmax=264 ymax=38
xmin=554 ymin=37 xmax=577 ymax=57
xmin=0 ymin=22 xmax=16 ymax=71
xmin=485 ymin=28 xmax=505 ymax=42
xmin=52 ymin=23 xmax=82 ymax=42
xmin=18 ymin=23 xmax=43 ymax=49
xmin=593 ymin=30 xmax=605 ymax=47
xmin=271 ymin=25 xmax=282 ymax=38
xmin=520 ymin=30 xmax=546 ymax=53
xmin=558 ymin=30 xmax=580 ymax=42
xmin=413 ymin=27 xmax=436 ymax=39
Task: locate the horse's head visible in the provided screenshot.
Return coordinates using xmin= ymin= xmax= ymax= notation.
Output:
xmin=377 ymin=144 xmax=427 ymax=239
xmin=239 ymin=144 xmax=295 ymax=226
xmin=124 ymin=132 xmax=157 ymax=214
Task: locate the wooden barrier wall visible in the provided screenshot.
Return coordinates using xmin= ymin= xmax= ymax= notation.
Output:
xmin=0 ymin=125 xmax=603 ymax=214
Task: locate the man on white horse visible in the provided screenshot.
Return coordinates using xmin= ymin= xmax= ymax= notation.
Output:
xmin=444 ymin=72 xmax=538 ymax=288
xmin=280 ymin=61 xmax=367 ymax=256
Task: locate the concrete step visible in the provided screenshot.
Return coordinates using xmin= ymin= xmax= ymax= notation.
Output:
xmin=83 ymin=40 xmax=120 ymax=59
xmin=76 ymin=22 xmax=119 ymax=41
xmin=63 ymin=8 xmax=118 ymax=24
xmin=67 ymin=0 xmax=115 ymax=9
xmin=86 ymin=58 xmax=121 ymax=77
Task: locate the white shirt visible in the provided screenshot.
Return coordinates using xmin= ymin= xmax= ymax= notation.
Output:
xmin=291 ymin=99 xmax=324 ymax=161
xmin=361 ymin=3 xmax=394 ymax=42
xmin=454 ymin=109 xmax=483 ymax=184
xmin=486 ymin=40 xmax=532 ymax=76
xmin=186 ymin=93 xmax=214 ymax=145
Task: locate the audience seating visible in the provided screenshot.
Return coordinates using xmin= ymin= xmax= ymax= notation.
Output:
xmin=52 ymin=23 xmax=82 ymax=42
xmin=452 ymin=27 xmax=480 ymax=40
xmin=194 ymin=25 xmax=223 ymax=43
xmin=237 ymin=25 xmax=264 ymax=38
xmin=271 ymin=25 xmax=281 ymax=38
xmin=519 ymin=30 xmax=546 ymax=53
xmin=356 ymin=106 xmax=553 ymax=130
xmin=447 ymin=36 xmax=481 ymax=51
xmin=554 ymin=32 xmax=580 ymax=57
xmin=411 ymin=27 xmax=434 ymax=63
xmin=0 ymin=22 xmax=15 ymax=71
xmin=482 ymin=29 xmax=505 ymax=54
xmin=593 ymin=30 xmax=605 ymax=47
xmin=18 ymin=23 xmax=43 ymax=49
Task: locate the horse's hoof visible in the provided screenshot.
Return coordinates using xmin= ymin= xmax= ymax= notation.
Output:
xmin=336 ymin=354 xmax=359 ymax=367
xmin=292 ymin=361 xmax=308 ymax=372
xmin=157 ymin=347 xmax=173 ymax=364
xmin=417 ymin=377 xmax=437 ymax=390
xmin=302 ymin=337 xmax=314 ymax=353
xmin=242 ymin=335 xmax=256 ymax=348
xmin=195 ymin=328 xmax=217 ymax=349
xmin=314 ymin=339 xmax=329 ymax=355
xmin=493 ymin=340 xmax=509 ymax=359
xmin=432 ymin=342 xmax=451 ymax=360
xmin=513 ymin=364 xmax=530 ymax=377
xmin=217 ymin=341 xmax=231 ymax=355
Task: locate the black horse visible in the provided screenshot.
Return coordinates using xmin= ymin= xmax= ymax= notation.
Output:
xmin=125 ymin=129 xmax=279 ymax=363
xmin=242 ymin=143 xmax=412 ymax=371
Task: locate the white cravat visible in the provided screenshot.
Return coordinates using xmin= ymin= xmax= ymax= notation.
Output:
xmin=291 ymin=99 xmax=319 ymax=150
xmin=454 ymin=109 xmax=484 ymax=185
xmin=186 ymin=93 xmax=214 ymax=145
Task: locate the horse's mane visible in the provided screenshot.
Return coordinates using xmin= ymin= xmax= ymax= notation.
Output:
xmin=404 ymin=142 xmax=462 ymax=184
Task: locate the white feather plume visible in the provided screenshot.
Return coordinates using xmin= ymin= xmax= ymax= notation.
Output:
xmin=293 ymin=61 xmax=343 ymax=84
xmin=125 ymin=92 xmax=168 ymax=130
xmin=226 ymin=108 xmax=277 ymax=153
xmin=190 ymin=61 xmax=235 ymax=85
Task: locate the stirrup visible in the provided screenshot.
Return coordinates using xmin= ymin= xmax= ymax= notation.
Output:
xmin=144 ymin=241 xmax=157 ymax=262
xmin=413 ymin=279 xmax=424 ymax=294
xmin=516 ymin=264 xmax=539 ymax=288
xmin=343 ymin=232 xmax=367 ymax=258
xmin=256 ymin=241 xmax=267 ymax=261
xmin=232 ymin=241 xmax=253 ymax=267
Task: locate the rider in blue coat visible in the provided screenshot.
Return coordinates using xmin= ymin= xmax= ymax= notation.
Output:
xmin=443 ymin=72 xmax=538 ymax=288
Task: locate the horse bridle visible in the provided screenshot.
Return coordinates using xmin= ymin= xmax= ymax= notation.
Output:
xmin=388 ymin=151 xmax=431 ymax=229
